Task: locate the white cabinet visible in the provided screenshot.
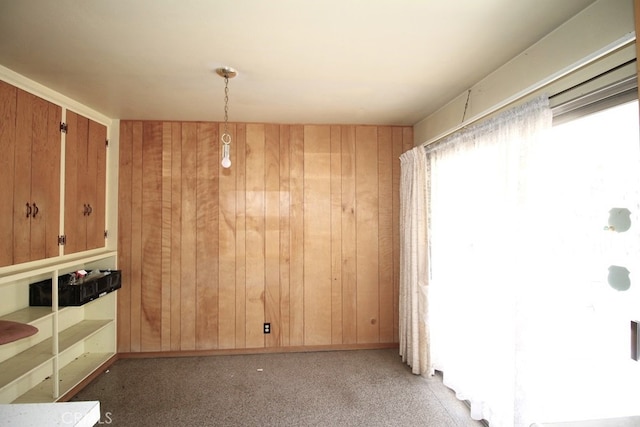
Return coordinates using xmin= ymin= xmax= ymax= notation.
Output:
xmin=0 ymin=69 xmax=118 ymax=404
xmin=0 ymin=251 xmax=117 ymax=404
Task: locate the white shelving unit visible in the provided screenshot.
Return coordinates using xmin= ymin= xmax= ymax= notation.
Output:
xmin=0 ymin=250 xmax=117 ymax=404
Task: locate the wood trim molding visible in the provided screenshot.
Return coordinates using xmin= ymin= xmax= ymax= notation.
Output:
xmin=118 ymin=343 xmax=400 ymax=360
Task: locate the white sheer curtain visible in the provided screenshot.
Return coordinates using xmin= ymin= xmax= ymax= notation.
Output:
xmin=425 ymin=95 xmax=640 ymax=426
xmin=427 ymin=96 xmax=553 ymax=426
xmin=399 ymin=146 xmax=431 ymax=376
xmin=515 ymin=100 xmax=640 ymax=424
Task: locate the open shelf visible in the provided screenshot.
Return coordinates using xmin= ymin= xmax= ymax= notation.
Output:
xmin=12 ymin=352 xmax=114 ymax=403
xmin=0 ymin=319 xmax=110 ymax=391
xmin=0 ymin=338 xmax=55 ymax=390
xmin=0 ymin=249 xmax=117 ymax=403
xmin=59 ymin=320 xmax=112 ymax=354
xmin=0 ymin=307 xmax=53 ymax=324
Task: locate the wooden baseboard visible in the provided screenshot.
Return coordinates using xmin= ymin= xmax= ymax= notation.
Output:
xmin=118 ymin=342 xmax=399 ymax=359
xmin=58 ymin=354 xmax=120 ymax=402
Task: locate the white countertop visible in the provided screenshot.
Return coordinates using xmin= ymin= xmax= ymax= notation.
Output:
xmin=532 ymin=416 xmax=640 ymax=427
xmin=0 ymin=401 xmax=100 ymax=427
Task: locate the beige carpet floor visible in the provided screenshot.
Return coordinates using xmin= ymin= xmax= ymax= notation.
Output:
xmin=71 ymin=348 xmax=485 ymax=427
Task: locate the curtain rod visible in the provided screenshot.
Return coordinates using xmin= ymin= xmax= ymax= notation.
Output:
xmin=549 ymin=58 xmax=636 ymax=100
xmin=421 ymin=32 xmax=636 ymax=148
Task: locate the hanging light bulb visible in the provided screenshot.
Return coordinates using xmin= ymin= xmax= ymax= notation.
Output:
xmin=221 ymin=135 xmax=231 ymax=168
xmin=216 ymin=66 xmax=237 ymax=169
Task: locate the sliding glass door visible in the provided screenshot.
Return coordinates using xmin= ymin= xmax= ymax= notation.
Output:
xmin=523 ymin=98 xmax=640 ymax=422
xmin=427 ymin=96 xmax=640 ymax=426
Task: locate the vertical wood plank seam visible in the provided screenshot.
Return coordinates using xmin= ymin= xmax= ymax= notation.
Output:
xmin=263 ymin=127 xmax=267 ymax=348
xmin=340 ymin=125 xmax=344 ymax=345
xmin=128 ymin=124 xmax=134 ymax=351
xmin=195 ymin=129 xmax=199 ymax=349
xmin=302 ymin=130 xmax=305 ymax=346
xmin=167 ymin=125 xmax=172 ymax=351
xmin=354 ymin=130 xmax=358 ymax=344
xmin=138 ymin=123 xmax=144 ymax=351
xmin=244 ymin=131 xmax=248 ymax=347
xmin=376 ymin=129 xmax=380 ymax=342
xmin=234 ymin=127 xmax=239 ymax=348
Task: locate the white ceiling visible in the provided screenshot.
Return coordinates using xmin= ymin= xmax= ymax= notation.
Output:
xmin=0 ymin=0 xmax=596 ymax=126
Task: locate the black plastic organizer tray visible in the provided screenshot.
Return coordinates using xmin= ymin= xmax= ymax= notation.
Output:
xmin=29 ymin=270 xmax=122 ymax=307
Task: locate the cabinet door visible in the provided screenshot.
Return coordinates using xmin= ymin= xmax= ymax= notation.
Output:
xmin=30 ymin=95 xmax=61 ymax=261
xmin=86 ymin=119 xmax=107 ymax=250
xmin=64 ymin=110 xmax=87 ymax=254
xmin=64 ymin=110 xmax=106 ymax=254
xmin=0 ymin=81 xmax=17 ymax=267
xmin=12 ymin=89 xmax=61 ymax=265
xmin=13 ymin=89 xmax=34 ymax=264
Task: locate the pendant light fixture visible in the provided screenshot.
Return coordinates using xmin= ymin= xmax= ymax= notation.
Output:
xmin=216 ymin=66 xmax=237 ymax=168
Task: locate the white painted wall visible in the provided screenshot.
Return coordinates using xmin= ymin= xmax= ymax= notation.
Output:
xmin=414 ymin=0 xmax=636 ymax=146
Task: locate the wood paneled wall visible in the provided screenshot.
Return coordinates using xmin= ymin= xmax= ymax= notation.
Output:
xmin=117 ymin=121 xmax=412 ymax=353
